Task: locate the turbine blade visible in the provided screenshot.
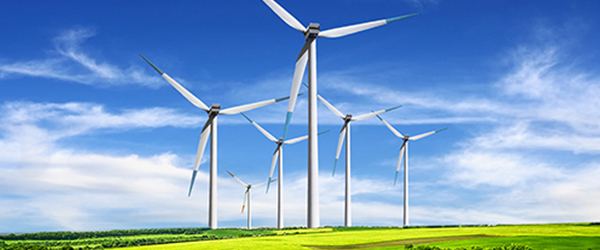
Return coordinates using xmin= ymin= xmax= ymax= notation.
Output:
xmin=188 ymin=170 xmax=198 ymax=197
xmin=332 ymin=159 xmax=339 ymax=178
xmin=317 ymin=95 xmax=345 ymax=119
xmin=269 ymin=147 xmax=281 ymax=179
xmin=409 ymin=128 xmax=446 ymax=141
xmin=333 ymin=125 xmax=348 ymax=177
xmin=262 ymin=0 xmax=306 ymax=32
xmin=241 ymin=112 xmax=278 ymax=142
xmin=242 ymin=190 xmax=249 ymax=214
xmin=283 ymin=41 xmax=310 ymax=140
xmin=318 ymin=130 xmax=331 ymax=136
xmin=284 ymin=135 xmax=308 ymax=144
xmin=319 ymin=13 xmax=418 ymax=38
xmin=396 ymin=142 xmax=407 ymax=172
xmin=394 ymin=170 xmax=399 ymax=186
xmin=227 ymin=170 xmax=248 ymax=187
xmin=375 ymin=114 xmax=403 ymax=138
xmin=284 ymin=129 xmax=329 ymax=144
xmin=255 ymin=178 xmax=277 ymax=188
xmin=139 ymin=54 xmax=210 ymax=111
xmin=266 ymin=148 xmax=281 ymax=193
xmin=220 ymin=95 xmax=290 ymax=115
xmin=353 ymin=105 xmax=402 ymax=121
xmin=265 ymin=177 xmax=272 ymax=194
xmin=188 ymin=119 xmax=212 ymax=197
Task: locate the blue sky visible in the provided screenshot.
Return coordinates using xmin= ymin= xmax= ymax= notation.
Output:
xmin=2 ymin=0 xmax=600 ymax=233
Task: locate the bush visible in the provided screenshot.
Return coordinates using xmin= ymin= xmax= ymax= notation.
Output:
xmin=402 ymin=244 xmax=531 ymax=250
xmin=489 ymin=244 xmax=532 ymax=250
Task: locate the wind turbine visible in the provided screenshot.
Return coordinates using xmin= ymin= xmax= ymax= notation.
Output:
xmin=261 ymin=0 xmax=417 ymax=228
xmin=239 ymin=112 xmax=328 ymax=229
xmin=140 ymin=54 xmax=290 ymax=229
xmin=227 ymin=171 xmax=276 ymax=230
xmin=315 ymin=91 xmax=401 ymax=227
xmin=375 ymin=114 xmax=446 ymax=227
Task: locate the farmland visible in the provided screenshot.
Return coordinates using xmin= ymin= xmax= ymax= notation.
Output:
xmin=2 ymin=223 xmax=599 ymax=250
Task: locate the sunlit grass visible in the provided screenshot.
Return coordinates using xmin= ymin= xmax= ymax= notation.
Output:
xmin=120 ymin=223 xmax=600 ymax=250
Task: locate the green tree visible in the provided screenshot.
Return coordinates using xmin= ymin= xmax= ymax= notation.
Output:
xmin=61 ymin=245 xmax=74 ymax=250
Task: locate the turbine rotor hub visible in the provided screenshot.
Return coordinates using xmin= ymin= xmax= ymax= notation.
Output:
xmin=344 ymin=114 xmax=353 ymax=121
xmin=305 ymin=23 xmax=320 ymax=39
xmin=209 ymin=104 xmax=221 ymax=116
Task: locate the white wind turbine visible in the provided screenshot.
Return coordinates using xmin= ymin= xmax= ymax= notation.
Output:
xmin=316 ymin=92 xmax=401 ymax=227
xmin=140 ymin=54 xmax=290 ymax=229
xmin=375 ymin=114 xmax=446 ymax=227
xmin=240 ymin=112 xmax=328 ymax=229
xmin=227 ymin=171 xmax=276 ymax=230
xmin=262 ymin=0 xmax=417 ymax=228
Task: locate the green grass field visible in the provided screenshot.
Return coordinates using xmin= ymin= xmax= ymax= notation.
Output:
xmin=116 ymin=223 xmax=600 ymax=250
xmin=4 ymin=223 xmax=599 ymax=250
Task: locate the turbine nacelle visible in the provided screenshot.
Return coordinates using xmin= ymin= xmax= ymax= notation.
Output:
xmin=209 ymin=104 xmax=221 ymax=115
xmin=344 ymin=114 xmax=353 ymax=122
xmin=305 ymin=23 xmax=320 ymax=39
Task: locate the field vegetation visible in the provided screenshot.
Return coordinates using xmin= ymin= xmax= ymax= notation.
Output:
xmin=1 ymin=223 xmax=598 ymax=250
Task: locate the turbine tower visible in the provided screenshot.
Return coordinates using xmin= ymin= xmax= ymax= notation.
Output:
xmin=227 ymin=171 xmax=276 ymax=230
xmin=141 ymin=54 xmax=289 ymax=229
xmin=240 ymin=112 xmax=328 ymax=229
xmin=316 ymin=92 xmax=401 ymax=227
xmin=261 ymin=0 xmax=417 ymax=228
xmin=375 ymin=114 xmax=446 ymax=227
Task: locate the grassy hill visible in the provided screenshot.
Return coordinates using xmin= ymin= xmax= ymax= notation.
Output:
xmin=3 ymin=223 xmax=599 ymax=250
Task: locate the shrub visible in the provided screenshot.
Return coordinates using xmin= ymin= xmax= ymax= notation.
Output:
xmin=489 ymin=244 xmax=532 ymax=250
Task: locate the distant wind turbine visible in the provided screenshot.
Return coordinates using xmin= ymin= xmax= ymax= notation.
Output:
xmin=227 ymin=171 xmax=276 ymax=230
xmin=240 ymin=112 xmax=328 ymax=229
xmin=262 ymin=0 xmax=417 ymax=228
xmin=315 ymin=91 xmax=401 ymax=227
xmin=375 ymin=114 xmax=446 ymax=227
xmin=140 ymin=54 xmax=290 ymax=229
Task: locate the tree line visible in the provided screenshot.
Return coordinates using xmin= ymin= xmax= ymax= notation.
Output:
xmin=0 ymin=228 xmax=209 ymax=241
xmin=0 ymin=229 xmax=277 ymax=250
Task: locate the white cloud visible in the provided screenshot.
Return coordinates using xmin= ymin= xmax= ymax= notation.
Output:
xmin=1 ymin=102 xmax=204 ymax=140
xmin=3 ymin=21 xmax=600 ymax=232
xmin=2 ymin=95 xmax=599 ymax=232
xmin=420 ymin=38 xmax=600 ymax=225
xmin=0 ymin=28 xmax=162 ymax=87
xmin=0 ymin=101 xmax=211 ymax=231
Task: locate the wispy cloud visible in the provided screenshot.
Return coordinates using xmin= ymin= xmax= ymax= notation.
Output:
xmin=0 ymin=28 xmax=162 ymax=87
xmin=1 ymin=102 xmax=204 ymax=141
xmin=0 ymin=100 xmax=403 ymax=231
xmin=431 ymin=31 xmax=600 ymax=224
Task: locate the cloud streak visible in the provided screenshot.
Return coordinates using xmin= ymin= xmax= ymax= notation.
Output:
xmin=0 ymin=28 xmax=162 ymax=87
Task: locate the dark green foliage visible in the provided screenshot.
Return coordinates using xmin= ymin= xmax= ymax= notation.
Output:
xmin=488 ymin=244 xmax=532 ymax=250
xmin=0 ymin=227 xmax=275 ymax=249
xmin=0 ymin=245 xmax=49 ymax=250
xmin=333 ymin=226 xmax=400 ymax=232
xmin=0 ymin=228 xmax=209 ymax=241
xmin=403 ymin=244 xmax=531 ymax=250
